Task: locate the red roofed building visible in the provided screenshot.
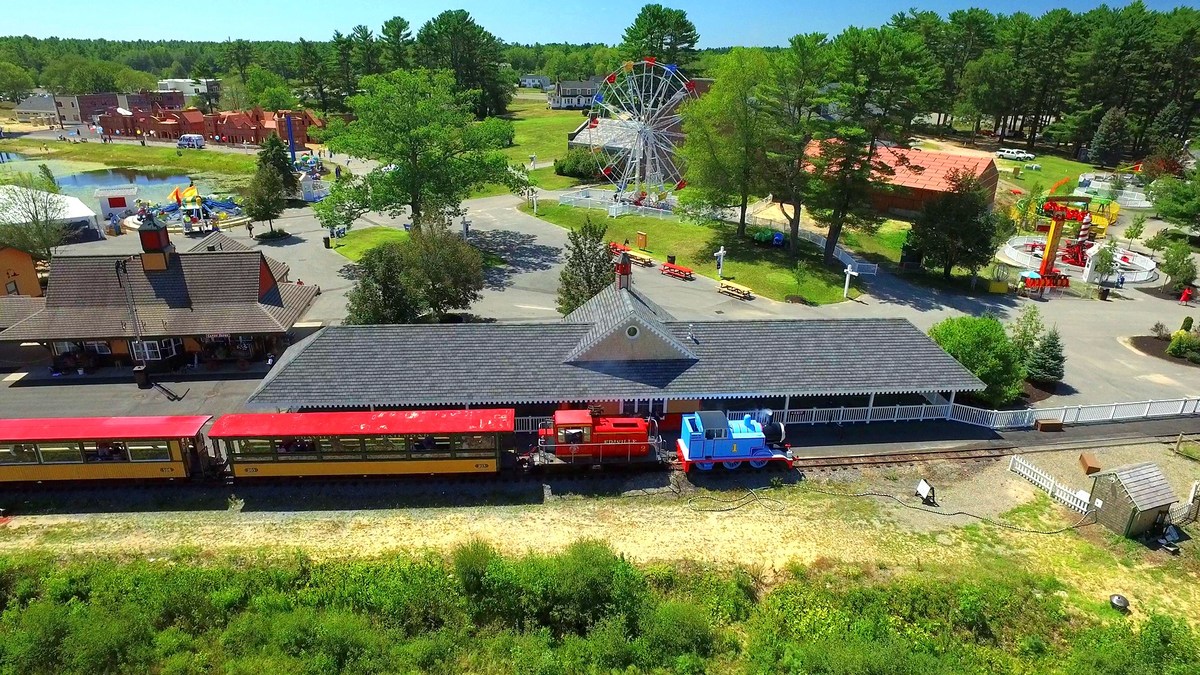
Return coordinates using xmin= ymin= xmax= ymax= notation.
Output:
xmin=872 ymin=147 xmax=998 ymax=214
xmin=804 ymin=142 xmax=999 ymax=216
xmin=96 ymin=106 xmax=325 ymax=146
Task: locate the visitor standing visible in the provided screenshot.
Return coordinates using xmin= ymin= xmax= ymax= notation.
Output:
xmin=247 ymin=221 xmax=255 ymax=238
xmin=1181 ymin=286 xmax=1194 ymax=306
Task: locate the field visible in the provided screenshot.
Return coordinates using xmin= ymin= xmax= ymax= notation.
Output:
xmin=0 ymin=138 xmax=258 ymax=176
xmin=0 ymin=442 xmax=1197 ymax=673
xmin=520 ymin=202 xmax=861 ymax=303
xmin=470 ymin=166 xmax=584 ymax=199
xmin=839 ymin=219 xmax=911 ymax=265
xmin=499 ymin=97 xmax=585 ymax=166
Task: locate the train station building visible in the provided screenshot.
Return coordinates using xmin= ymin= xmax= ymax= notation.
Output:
xmin=249 ymin=256 xmax=983 ymax=428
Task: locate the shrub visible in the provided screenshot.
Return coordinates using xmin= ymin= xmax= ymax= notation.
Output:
xmin=553 ymin=147 xmax=603 ymax=179
xmin=254 ymin=228 xmax=290 ymax=240
xmin=1183 ymin=317 xmax=1194 ymax=332
xmin=1187 ymin=352 xmax=1200 ymax=365
xmin=1167 ymin=331 xmax=1200 ymax=357
xmin=636 ymin=601 xmax=714 ymax=666
xmin=928 ymin=316 xmax=1025 ymax=406
xmin=1151 ymin=322 xmax=1171 ymax=340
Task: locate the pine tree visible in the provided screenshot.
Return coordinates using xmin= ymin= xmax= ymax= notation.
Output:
xmin=557 ymin=216 xmax=613 ymax=315
xmin=1026 ymin=327 xmax=1066 ymax=385
xmin=257 ymin=134 xmax=299 ymax=195
xmin=1089 ymin=107 xmax=1127 ymax=168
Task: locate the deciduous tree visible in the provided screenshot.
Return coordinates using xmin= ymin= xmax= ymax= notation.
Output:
xmin=1152 ymin=170 xmax=1200 ymax=235
xmin=0 ymin=168 xmax=67 ymax=263
xmin=1160 ymin=241 xmax=1198 ymax=293
xmin=323 ymin=69 xmax=514 ymax=230
xmin=1007 ymin=304 xmax=1044 ymax=368
xmin=557 ymin=216 xmax=612 ymax=315
xmin=908 ymin=170 xmax=1007 ymax=279
xmin=0 ymin=61 xmax=34 ymax=102
xmin=679 ymin=48 xmax=770 ymax=237
xmin=244 ymin=165 xmax=286 ymax=233
xmin=345 ymin=241 xmax=423 ymax=325
xmin=928 ymin=315 xmax=1024 ymax=406
xmin=401 ymin=227 xmax=485 ymax=321
xmin=257 ymin=134 xmax=299 ymax=196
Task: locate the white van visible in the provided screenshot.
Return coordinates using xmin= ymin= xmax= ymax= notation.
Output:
xmin=996 ymin=147 xmax=1034 ymax=161
xmin=177 ymin=134 xmax=205 ymax=149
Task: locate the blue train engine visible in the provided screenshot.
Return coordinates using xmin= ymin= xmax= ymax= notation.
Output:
xmin=676 ymin=411 xmax=791 ymax=471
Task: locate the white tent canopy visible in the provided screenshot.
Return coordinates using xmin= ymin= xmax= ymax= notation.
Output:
xmin=0 ymin=185 xmax=99 ymax=229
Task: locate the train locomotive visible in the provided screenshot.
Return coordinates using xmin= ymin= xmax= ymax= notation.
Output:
xmin=0 ymin=407 xmax=793 ymax=484
xmin=676 ymin=411 xmax=791 ymax=471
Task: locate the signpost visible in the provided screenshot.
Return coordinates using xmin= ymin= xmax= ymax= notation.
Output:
xmin=843 ymin=266 xmax=859 ymax=298
xmin=461 ymin=216 xmax=471 ymax=240
xmin=714 ymin=246 xmax=727 ymax=279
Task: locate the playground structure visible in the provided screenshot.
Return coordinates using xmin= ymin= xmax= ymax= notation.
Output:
xmin=578 ymin=58 xmax=696 ymax=210
xmin=110 ymin=183 xmax=245 ymax=235
xmin=1013 ymin=193 xmax=1120 ymax=239
xmin=1002 ymin=193 xmax=1157 ymax=291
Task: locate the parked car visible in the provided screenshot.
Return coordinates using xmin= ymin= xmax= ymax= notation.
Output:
xmin=996 ymin=148 xmax=1035 ymax=161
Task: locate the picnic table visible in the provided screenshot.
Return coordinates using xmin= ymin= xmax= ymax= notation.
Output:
xmin=626 ymin=251 xmax=655 ymax=267
xmin=719 ymin=280 xmax=754 ymax=300
xmin=660 ymin=262 xmax=694 ymax=280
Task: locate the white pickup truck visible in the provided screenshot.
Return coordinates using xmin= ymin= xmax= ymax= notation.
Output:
xmin=996 ymin=148 xmax=1035 ymax=161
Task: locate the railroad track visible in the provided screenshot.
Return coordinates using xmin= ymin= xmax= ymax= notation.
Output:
xmin=794 ymin=446 xmax=1015 ymax=471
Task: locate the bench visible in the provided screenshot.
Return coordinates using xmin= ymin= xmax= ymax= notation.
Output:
xmin=1034 ymin=418 xmax=1063 ymax=432
xmin=626 ymin=251 xmax=655 ymax=267
xmin=719 ymin=280 xmax=754 ymax=300
xmin=609 ymin=242 xmax=630 ymax=255
xmin=660 ymin=262 xmax=694 ymax=280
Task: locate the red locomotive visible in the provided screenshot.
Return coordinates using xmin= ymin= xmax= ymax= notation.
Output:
xmin=528 ymin=408 xmax=663 ymax=468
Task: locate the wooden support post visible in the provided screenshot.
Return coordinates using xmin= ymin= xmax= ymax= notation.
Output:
xmin=866 ymin=392 xmax=875 ymax=424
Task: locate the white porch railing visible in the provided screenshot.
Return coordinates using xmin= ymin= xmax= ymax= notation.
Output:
xmin=519 ymin=397 xmax=1199 ymax=434
xmin=1009 ymin=456 xmax=1091 ymax=513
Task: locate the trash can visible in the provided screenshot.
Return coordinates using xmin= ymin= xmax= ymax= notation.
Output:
xmin=133 ymin=365 xmax=150 ymax=389
xmin=667 ymin=254 xmax=676 ymax=265
xmin=323 ymin=235 xmax=331 ymax=249
xmin=1099 ymin=287 xmax=1111 ymax=301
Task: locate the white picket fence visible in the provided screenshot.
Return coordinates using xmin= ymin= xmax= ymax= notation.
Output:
xmin=1009 ymin=456 xmax=1091 ymax=513
xmin=1169 ymin=481 xmax=1200 ymax=525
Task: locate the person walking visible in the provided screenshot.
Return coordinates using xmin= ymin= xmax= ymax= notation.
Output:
xmin=1181 ymin=286 xmax=1194 ymax=306
xmin=247 ymin=221 xmax=255 ymax=239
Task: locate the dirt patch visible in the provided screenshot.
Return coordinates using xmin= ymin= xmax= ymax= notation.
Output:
xmin=1021 ymin=380 xmax=1059 ymax=404
xmin=1127 ymin=335 xmax=1200 ymax=369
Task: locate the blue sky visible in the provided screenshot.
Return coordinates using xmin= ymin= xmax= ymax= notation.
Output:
xmin=3 ymin=1 xmax=1196 ymax=45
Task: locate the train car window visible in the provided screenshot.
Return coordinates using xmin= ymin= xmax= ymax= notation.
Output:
xmin=364 ymin=436 xmax=407 ymax=457
xmin=83 ymin=441 xmax=130 ymax=462
xmin=558 ymin=427 xmax=591 ymax=444
xmin=236 ymin=438 xmax=275 ymax=457
xmin=457 ymin=434 xmax=496 ymax=451
xmin=0 ymin=443 xmax=39 ymax=464
xmin=321 ymin=437 xmax=365 ymax=457
xmin=127 ymin=441 xmax=170 ymax=462
xmin=37 ymin=443 xmax=83 ymax=464
xmin=704 ymin=429 xmax=726 ymax=440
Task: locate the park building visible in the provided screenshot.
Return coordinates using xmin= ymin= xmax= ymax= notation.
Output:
xmin=248 ymin=254 xmax=984 ymax=430
xmin=0 ymin=221 xmax=316 ymax=375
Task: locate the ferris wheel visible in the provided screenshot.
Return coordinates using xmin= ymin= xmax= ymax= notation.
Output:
xmin=580 ymin=58 xmax=697 ymax=202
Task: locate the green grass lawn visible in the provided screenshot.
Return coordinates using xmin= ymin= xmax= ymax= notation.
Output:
xmin=994 ymin=153 xmax=1093 ymax=195
xmin=500 ymin=98 xmax=585 ymax=165
xmin=333 ymin=225 xmax=504 ymax=267
xmin=521 ymin=203 xmax=860 ymax=303
xmin=838 ymin=220 xmax=910 ymax=265
xmin=0 ymin=138 xmax=258 ymax=176
xmin=332 ymin=226 xmax=410 ymax=262
xmin=470 ymin=166 xmax=584 ymax=199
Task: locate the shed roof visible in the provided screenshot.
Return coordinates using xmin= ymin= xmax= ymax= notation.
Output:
xmin=14 ymin=94 xmax=56 ymax=113
xmin=1094 ymin=462 xmax=1179 ymax=511
xmin=186 ymin=231 xmax=289 ymax=282
xmin=0 ymin=295 xmax=45 ymax=330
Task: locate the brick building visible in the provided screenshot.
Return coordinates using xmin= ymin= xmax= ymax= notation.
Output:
xmin=97 ymin=106 xmax=323 ymax=147
xmin=55 ymin=91 xmax=185 ymax=127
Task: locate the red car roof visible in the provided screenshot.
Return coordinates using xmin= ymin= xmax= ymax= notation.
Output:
xmin=209 ymin=409 xmax=516 ymax=438
xmin=0 ymin=416 xmax=212 ymax=442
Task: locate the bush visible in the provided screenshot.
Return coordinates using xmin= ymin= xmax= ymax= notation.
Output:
xmin=553 ymin=147 xmax=603 ymax=179
xmin=254 ymin=228 xmax=290 ymax=241
xmin=636 ymin=601 xmax=714 ymax=666
xmin=1151 ymin=322 xmax=1171 ymax=340
xmin=1167 ymin=331 xmax=1200 ymax=357
xmin=1183 ymin=316 xmax=1194 ymax=332
xmin=928 ymin=316 xmax=1025 ymax=406
xmin=1187 ymin=352 xmax=1200 ymax=365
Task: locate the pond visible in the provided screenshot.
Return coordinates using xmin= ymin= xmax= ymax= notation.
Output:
xmin=0 ymin=158 xmax=219 ymax=206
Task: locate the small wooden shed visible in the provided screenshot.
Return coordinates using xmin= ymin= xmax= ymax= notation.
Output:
xmin=1088 ymin=462 xmax=1178 ymax=538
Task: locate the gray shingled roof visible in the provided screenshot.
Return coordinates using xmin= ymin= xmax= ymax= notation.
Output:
xmin=1095 ymin=462 xmax=1179 ymax=511
xmin=187 ymin=231 xmax=289 ymax=282
xmin=0 ymin=295 xmax=45 ymax=330
xmin=563 ymin=281 xmax=694 ymax=362
xmin=248 ymin=317 xmax=984 ymax=410
xmin=14 ymin=94 xmax=55 ymax=113
xmin=0 ymin=251 xmax=316 ymax=341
